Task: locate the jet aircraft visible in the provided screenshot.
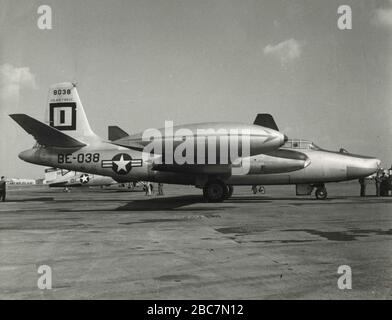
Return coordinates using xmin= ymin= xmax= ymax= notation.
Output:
xmin=44 ymin=167 xmax=116 ymax=188
xmin=10 ymin=82 xmax=305 ymax=202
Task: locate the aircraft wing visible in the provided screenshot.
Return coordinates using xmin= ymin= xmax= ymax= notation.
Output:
xmin=10 ymin=114 xmax=86 ymax=148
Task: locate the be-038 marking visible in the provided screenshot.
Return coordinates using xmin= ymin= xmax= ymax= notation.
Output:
xmin=58 ymin=153 xmax=100 ymax=164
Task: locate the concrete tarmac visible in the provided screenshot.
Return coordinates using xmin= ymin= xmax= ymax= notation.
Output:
xmin=0 ymin=182 xmax=391 ymax=299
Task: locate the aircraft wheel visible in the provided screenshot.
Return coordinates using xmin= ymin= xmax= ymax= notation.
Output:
xmin=203 ymin=181 xmax=227 ymax=202
xmin=315 ymin=187 xmax=328 ymax=200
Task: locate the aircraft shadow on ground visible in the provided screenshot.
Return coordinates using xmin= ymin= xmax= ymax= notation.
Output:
xmin=114 ymin=194 xmax=314 ymax=211
xmin=115 ymin=195 xmax=231 ymax=212
xmin=233 ymin=196 xmax=392 ymax=204
xmin=228 ymin=196 xmax=313 ymax=202
xmin=225 ymin=195 xmax=338 ymax=202
xmin=4 ymin=197 xmax=54 ymax=202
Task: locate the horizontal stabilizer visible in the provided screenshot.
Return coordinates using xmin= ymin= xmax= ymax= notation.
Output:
xmin=10 ymin=114 xmax=86 ymax=148
xmin=253 ymin=114 xmax=279 ymax=131
xmin=108 ymin=126 xmax=129 ymax=141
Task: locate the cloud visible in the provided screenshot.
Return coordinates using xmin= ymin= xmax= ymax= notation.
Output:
xmin=263 ymin=38 xmax=303 ymax=65
xmin=0 ymin=63 xmax=37 ymax=102
xmin=373 ymin=1 xmax=392 ymax=27
xmin=374 ymin=9 xmax=392 ymax=27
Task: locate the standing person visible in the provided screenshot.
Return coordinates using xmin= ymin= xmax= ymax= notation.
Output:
xmin=0 ymin=176 xmax=6 ymax=202
xmin=388 ymin=174 xmax=392 ymax=196
xmin=380 ymin=172 xmax=388 ymax=196
xmin=157 ymin=183 xmax=164 ymax=196
xmin=252 ymin=185 xmax=257 ymax=194
xmin=375 ymin=172 xmax=382 ymax=197
xmin=359 ymin=177 xmax=366 ymax=197
xmin=145 ymin=182 xmax=152 ymax=196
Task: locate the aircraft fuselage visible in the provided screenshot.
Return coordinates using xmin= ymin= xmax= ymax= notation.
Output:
xmin=228 ymin=148 xmax=380 ymax=185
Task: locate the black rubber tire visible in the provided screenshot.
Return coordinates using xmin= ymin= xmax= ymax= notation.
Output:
xmin=203 ymin=181 xmax=226 ymax=202
xmin=315 ymin=187 xmax=328 ymax=200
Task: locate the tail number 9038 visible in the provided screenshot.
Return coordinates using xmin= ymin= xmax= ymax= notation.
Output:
xmin=58 ymin=153 xmax=100 ymax=164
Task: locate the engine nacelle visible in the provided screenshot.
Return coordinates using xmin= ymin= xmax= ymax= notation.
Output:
xmin=243 ymin=149 xmax=310 ymax=174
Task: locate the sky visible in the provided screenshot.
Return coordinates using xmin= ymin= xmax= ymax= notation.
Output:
xmin=0 ymin=0 xmax=391 ymax=179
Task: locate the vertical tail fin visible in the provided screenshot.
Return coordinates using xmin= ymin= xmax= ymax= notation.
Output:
xmin=45 ymin=82 xmax=99 ymax=142
xmin=253 ymin=114 xmax=279 ymax=131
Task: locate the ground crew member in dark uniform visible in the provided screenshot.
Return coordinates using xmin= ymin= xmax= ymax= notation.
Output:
xmin=387 ymin=175 xmax=392 ymax=196
xmin=380 ymin=173 xmax=388 ymax=196
xmin=375 ymin=172 xmax=382 ymax=197
xmin=359 ymin=177 xmax=366 ymax=197
xmin=0 ymin=176 xmax=6 ymax=202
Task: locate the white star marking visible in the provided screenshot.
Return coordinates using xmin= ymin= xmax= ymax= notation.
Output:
xmin=80 ymin=175 xmax=89 ymax=183
xmin=113 ymin=155 xmax=131 ymax=173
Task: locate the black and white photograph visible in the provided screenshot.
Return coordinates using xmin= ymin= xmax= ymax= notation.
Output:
xmin=0 ymin=0 xmax=391 ymax=306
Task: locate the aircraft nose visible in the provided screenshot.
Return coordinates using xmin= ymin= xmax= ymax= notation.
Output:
xmin=18 ymin=150 xmax=29 ymax=161
xmin=346 ymin=158 xmax=381 ymax=179
xmin=18 ymin=149 xmax=34 ymax=162
xmin=369 ymin=158 xmax=381 ymax=171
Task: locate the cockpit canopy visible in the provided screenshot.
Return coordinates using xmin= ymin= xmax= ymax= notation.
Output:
xmin=282 ymin=139 xmax=321 ymax=151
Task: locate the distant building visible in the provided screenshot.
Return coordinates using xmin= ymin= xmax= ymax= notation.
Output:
xmin=7 ymin=178 xmax=36 ymax=185
xmin=35 ymin=179 xmax=45 ymax=185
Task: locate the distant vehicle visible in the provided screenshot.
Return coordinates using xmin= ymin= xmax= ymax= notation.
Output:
xmin=230 ymin=115 xmax=381 ymax=199
xmin=44 ymin=168 xmax=116 ymax=188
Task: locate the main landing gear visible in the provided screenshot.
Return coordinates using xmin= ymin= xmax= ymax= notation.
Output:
xmin=314 ymin=184 xmax=328 ymax=200
xmin=203 ymin=180 xmax=233 ymax=202
xmin=226 ymin=185 xmax=234 ymax=199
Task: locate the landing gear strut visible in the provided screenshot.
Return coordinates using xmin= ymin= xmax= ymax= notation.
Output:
xmin=203 ymin=180 xmax=229 ymax=202
xmin=315 ymin=184 xmax=328 ymax=200
xmin=224 ymin=185 xmax=233 ymax=200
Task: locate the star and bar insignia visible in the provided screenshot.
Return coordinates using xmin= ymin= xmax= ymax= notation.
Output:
xmin=101 ymin=153 xmax=142 ymax=175
xmin=79 ymin=174 xmax=90 ymax=184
